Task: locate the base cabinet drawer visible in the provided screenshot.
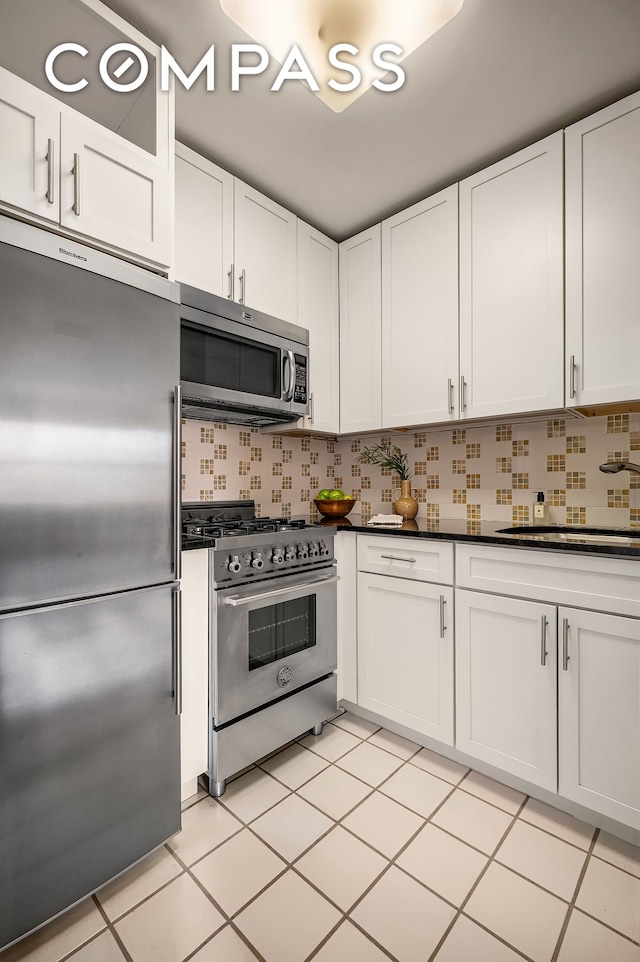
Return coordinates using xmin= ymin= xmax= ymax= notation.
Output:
xmin=357 ymin=535 xmax=454 ymax=584
xmin=456 ymin=543 xmax=640 ymax=617
xmin=455 ymin=588 xmax=558 ymax=791
xmin=357 ymin=572 xmax=453 ymax=744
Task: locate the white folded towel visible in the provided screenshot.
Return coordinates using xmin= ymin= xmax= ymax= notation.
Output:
xmin=367 ymin=514 xmax=404 ymax=526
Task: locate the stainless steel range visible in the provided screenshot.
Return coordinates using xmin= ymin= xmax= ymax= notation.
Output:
xmin=182 ymin=501 xmax=338 ymax=796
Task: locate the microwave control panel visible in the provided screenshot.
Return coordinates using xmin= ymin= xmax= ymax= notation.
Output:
xmin=294 ymin=354 xmax=308 ymax=405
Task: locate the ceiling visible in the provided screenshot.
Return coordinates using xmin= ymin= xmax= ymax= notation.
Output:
xmin=99 ymin=0 xmax=640 ymax=239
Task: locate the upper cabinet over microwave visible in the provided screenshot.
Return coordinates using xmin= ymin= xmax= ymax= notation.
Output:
xmin=179 ymin=285 xmax=309 ymax=427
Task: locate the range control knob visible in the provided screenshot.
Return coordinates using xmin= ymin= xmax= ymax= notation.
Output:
xmin=284 ymin=545 xmax=296 ymax=561
xmin=319 ymin=540 xmax=330 ymax=557
xmin=251 ymin=551 xmax=264 ymax=570
xmin=297 ymin=544 xmax=308 ymax=560
xmin=308 ymin=541 xmax=320 ymax=558
xmin=271 ymin=548 xmax=284 ymax=565
xmin=227 ymin=555 xmax=242 ymax=574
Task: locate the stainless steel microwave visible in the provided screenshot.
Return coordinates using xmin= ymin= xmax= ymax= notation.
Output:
xmin=179 ymin=285 xmax=309 ymax=426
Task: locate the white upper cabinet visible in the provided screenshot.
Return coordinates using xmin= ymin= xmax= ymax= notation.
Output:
xmin=565 ymin=90 xmax=640 ymax=407
xmin=382 ymin=186 xmax=459 ymax=427
xmin=0 ymin=0 xmax=173 ymax=268
xmin=59 ymin=111 xmax=171 ymax=266
xmin=174 ymin=144 xmax=234 ymax=296
xmin=0 ymin=68 xmax=60 ymax=224
xmin=459 ymin=132 xmax=564 ymax=420
xmin=297 ymin=221 xmax=340 ymax=434
xmin=234 ymin=180 xmax=298 ymax=324
xmin=339 ymin=225 xmax=382 ymax=434
xmin=173 ymin=151 xmax=298 ymax=324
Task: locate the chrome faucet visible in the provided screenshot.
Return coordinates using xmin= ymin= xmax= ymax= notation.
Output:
xmin=599 ymin=461 xmax=640 ymax=475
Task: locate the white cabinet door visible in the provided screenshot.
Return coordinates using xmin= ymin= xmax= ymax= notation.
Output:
xmin=565 ymin=91 xmax=640 ymax=407
xmin=174 ymin=144 xmax=234 ymax=296
xmin=358 ymin=572 xmax=453 ymax=743
xmin=459 ymin=132 xmax=564 ymax=419
xmin=558 ymin=607 xmax=640 ymax=829
xmin=335 ymin=532 xmax=357 ymax=703
xmin=0 ymin=66 xmax=59 ymax=223
xmin=234 ymin=180 xmax=297 ymax=323
xmin=382 ymin=186 xmax=459 ymax=426
xmin=180 ymin=550 xmax=210 ymax=801
xmin=59 ymin=113 xmax=171 ymax=267
xmin=339 ymin=225 xmax=382 ymax=434
xmin=455 ymin=588 xmax=557 ymax=790
xmin=297 ymin=221 xmax=340 ymax=434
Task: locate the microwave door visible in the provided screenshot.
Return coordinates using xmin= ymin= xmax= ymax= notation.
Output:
xmin=181 ymin=312 xmax=290 ymax=415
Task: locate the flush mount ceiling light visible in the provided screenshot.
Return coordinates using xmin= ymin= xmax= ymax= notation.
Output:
xmin=220 ymin=0 xmax=464 ymax=112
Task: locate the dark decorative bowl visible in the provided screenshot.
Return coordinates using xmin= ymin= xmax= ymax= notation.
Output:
xmin=313 ymin=498 xmax=357 ymax=518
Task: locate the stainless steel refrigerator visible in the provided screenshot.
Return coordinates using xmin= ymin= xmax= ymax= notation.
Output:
xmin=0 ymin=216 xmax=182 ymax=950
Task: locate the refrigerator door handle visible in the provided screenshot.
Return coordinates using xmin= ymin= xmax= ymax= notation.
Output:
xmin=173 ymin=385 xmax=182 ymax=581
xmin=173 ymin=586 xmax=182 ymax=715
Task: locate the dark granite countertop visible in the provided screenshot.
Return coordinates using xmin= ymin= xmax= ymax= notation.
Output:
xmin=323 ymin=515 xmax=640 ymax=559
xmin=181 ymin=515 xmax=640 ymax=558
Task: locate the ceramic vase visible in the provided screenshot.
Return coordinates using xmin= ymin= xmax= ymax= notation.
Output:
xmin=392 ymin=480 xmax=419 ymax=520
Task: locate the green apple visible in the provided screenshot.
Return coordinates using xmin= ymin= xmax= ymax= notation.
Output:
xmin=328 ymin=489 xmax=345 ymax=499
xmin=317 ymin=489 xmax=332 ymax=499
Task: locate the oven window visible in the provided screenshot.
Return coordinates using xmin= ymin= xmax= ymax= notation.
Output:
xmin=248 ymin=596 xmax=316 ymax=670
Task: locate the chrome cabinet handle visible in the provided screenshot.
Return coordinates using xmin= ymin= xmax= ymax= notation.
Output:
xmin=460 ymin=375 xmax=467 ymax=412
xmin=239 ymin=268 xmax=246 ymax=304
xmin=569 ymin=355 xmax=576 ymax=399
xmin=439 ymin=595 xmax=447 ymax=638
xmin=562 ymin=617 xmax=570 ymax=671
xmin=46 ymin=138 xmax=55 ymax=205
xmin=173 ymin=385 xmax=182 ymax=580
xmin=72 ymin=152 xmax=80 ymax=215
xmin=448 ymin=377 xmax=455 ymax=415
xmin=223 ymin=574 xmax=340 ymax=606
xmin=309 ymin=391 xmax=314 ymax=424
xmin=540 ymin=615 xmax=548 ymax=666
xmin=380 ymin=554 xmax=417 ymax=563
xmin=173 ymin=587 xmax=182 ymax=715
xmin=227 ymin=264 xmax=234 ymax=300
xmin=283 ymin=348 xmax=295 ymax=401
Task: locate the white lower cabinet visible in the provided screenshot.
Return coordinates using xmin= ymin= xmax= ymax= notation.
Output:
xmin=559 ymin=607 xmax=640 ymax=830
xmin=455 ymin=588 xmax=558 ymax=791
xmin=180 ymin=550 xmax=209 ymax=801
xmin=357 ymin=571 xmax=454 ymax=744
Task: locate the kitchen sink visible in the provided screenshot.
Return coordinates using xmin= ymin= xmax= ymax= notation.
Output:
xmin=496 ymin=525 xmax=640 ymax=545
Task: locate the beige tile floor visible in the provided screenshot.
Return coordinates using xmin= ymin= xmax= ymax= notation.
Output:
xmin=4 ymin=712 xmax=640 ymax=962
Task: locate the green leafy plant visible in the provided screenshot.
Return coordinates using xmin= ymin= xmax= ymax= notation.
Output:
xmin=356 ymin=442 xmax=411 ymax=481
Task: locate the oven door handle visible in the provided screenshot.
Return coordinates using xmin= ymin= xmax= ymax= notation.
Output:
xmin=222 ymin=574 xmax=340 ymax=606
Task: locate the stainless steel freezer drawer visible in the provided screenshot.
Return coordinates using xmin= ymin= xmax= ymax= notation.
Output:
xmin=0 ymin=584 xmax=181 ymax=950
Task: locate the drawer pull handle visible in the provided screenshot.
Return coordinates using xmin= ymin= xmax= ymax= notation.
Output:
xmin=540 ymin=615 xmax=548 ymax=666
xmin=380 ymin=554 xmax=417 ymax=563
xmin=439 ymin=595 xmax=447 ymax=638
xmin=562 ymin=617 xmax=570 ymax=671
xmin=447 ymin=377 xmax=454 ymax=415
xmin=227 ymin=263 xmax=234 ymax=299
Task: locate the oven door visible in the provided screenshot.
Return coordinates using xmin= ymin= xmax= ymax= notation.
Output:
xmin=212 ymin=566 xmax=338 ymax=726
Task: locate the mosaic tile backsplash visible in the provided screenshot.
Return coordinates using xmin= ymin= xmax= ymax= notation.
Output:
xmin=181 ymin=413 xmax=640 ymax=527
